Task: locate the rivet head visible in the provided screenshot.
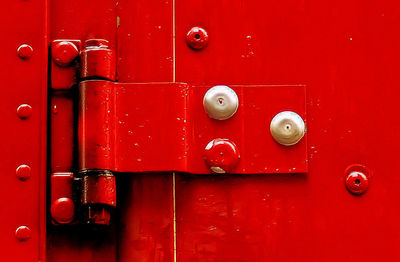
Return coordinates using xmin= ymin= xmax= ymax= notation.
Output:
xmin=186 ymin=27 xmax=209 ymax=50
xmin=345 ymin=171 xmax=369 ymax=195
xmin=15 ymin=226 xmax=31 ymax=241
xmin=17 ymin=104 xmax=32 ymax=119
xmin=17 ymin=44 xmax=33 ymax=59
xmin=51 ymin=198 xmax=75 ymax=224
xmin=16 ymin=165 xmax=31 ymax=181
xmin=203 ymin=85 xmax=239 ymax=120
xmin=204 ymin=138 xmax=240 ymax=173
xmin=270 ymin=111 xmax=305 ymax=146
xmin=52 ymin=41 xmax=79 ymax=67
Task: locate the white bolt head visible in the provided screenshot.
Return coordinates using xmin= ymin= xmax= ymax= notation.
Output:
xmin=270 ymin=111 xmax=306 ymax=146
xmin=203 ymin=85 xmax=239 ymax=120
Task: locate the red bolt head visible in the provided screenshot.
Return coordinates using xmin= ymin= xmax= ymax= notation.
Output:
xmin=186 ymin=27 xmax=209 ymax=50
xmin=17 ymin=44 xmax=33 ymax=59
xmin=52 ymin=41 xmax=79 ymax=67
xmin=204 ymin=138 xmax=240 ymax=173
xmin=15 ymin=226 xmax=31 ymax=241
xmin=17 ymin=104 xmax=32 ymax=119
xmin=51 ymin=198 xmax=75 ymax=224
xmin=345 ymin=171 xmax=369 ymax=195
xmin=16 ymin=164 xmax=31 ymax=180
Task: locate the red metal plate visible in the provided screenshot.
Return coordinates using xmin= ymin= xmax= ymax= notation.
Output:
xmin=79 ymin=81 xmax=306 ymax=174
xmin=0 ymin=0 xmax=48 ymax=260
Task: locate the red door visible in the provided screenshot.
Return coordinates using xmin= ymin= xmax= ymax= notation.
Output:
xmin=1 ymin=0 xmax=400 ymax=261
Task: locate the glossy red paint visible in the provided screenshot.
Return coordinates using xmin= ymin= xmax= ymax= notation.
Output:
xmin=16 ymin=164 xmax=32 ymax=181
xmin=50 ymin=173 xmax=75 ymax=224
xmin=345 ymin=171 xmax=369 ymax=195
xmin=3 ymin=0 xmax=400 ymax=261
xmin=51 ymin=94 xmax=74 ymax=172
xmin=15 ymin=226 xmax=32 ymax=242
xmin=51 ymin=41 xmax=79 ymax=67
xmin=79 ymin=81 xmax=306 ymax=174
xmin=50 ymin=40 xmax=81 ymax=90
xmin=81 ymin=173 xmax=116 ymax=207
xmin=80 ymin=39 xmax=116 ymax=80
xmin=0 ymin=0 xmax=47 ymax=259
xmin=17 ymin=104 xmax=33 ymax=119
xmin=203 ymin=138 xmax=240 ymax=173
xmin=186 ymin=27 xmax=209 ymax=50
xmin=17 ymin=44 xmax=34 ymax=59
xmin=51 ymin=198 xmax=75 ymax=224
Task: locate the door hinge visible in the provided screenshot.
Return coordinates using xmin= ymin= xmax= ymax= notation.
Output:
xmin=50 ymin=39 xmax=117 ymax=226
xmin=49 ymin=39 xmax=308 ymax=226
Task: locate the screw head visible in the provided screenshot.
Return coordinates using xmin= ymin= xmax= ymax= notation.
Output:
xmin=270 ymin=111 xmax=306 ymax=146
xmin=345 ymin=171 xmax=369 ymax=195
xmin=186 ymin=27 xmax=209 ymax=50
xmin=51 ymin=198 xmax=75 ymax=224
xmin=17 ymin=44 xmax=33 ymax=59
xmin=203 ymin=85 xmax=239 ymax=120
xmin=16 ymin=164 xmax=31 ymax=180
xmin=52 ymin=41 xmax=79 ymax=67
xmin=204 ymin=138 xmax=240 ymax=173
xmin=15 ymin=226 xmax=31 ymax=241
xmin=17 ymin=104 xmax=32 ymax=119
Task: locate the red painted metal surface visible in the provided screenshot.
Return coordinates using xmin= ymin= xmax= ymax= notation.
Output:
xmin=79 ymin=81 xmax=306 ymax=174
xmin=3 ymin=0 xmax=400 ymax=261
xmin=50 ymin=173 xmax=75 ymax=224
xmin=0 ymin=0 xmax=48 ymax=260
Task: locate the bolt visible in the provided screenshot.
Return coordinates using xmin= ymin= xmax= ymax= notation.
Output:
xmin=204 ymin=138 xmax=240 ymax=173
xmin=203 ymin=85 xmax=239 ymax=120
xmin=15 ymin=226 xmax=31 ymax=241
xmin=17 ymin=104 xmax=32 ymax=119
xmin=52 ymin=41 xmax=79 ymax=67
xmin=270 ymin=111 xmax=306 ymax=146
xmin=16 ymin=164 xmax=31 ymax=180
xmin=17 ymin=44 xmax=33 ymax=59
xmin=186 ymin=27 xmax=209 ymax=50
xmin=51 ymin=198 xmax=75 ymax=224
xmin=345 ymin=171 xmax=369 ymax=195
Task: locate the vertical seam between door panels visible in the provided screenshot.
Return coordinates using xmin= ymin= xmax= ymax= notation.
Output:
xmin=172 ymin=0 xmax=177 ymax=260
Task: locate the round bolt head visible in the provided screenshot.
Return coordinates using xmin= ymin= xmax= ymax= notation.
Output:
xmin=51 ymin=198 xmax=75 ymax=224
xmin=17 ymin=44 xmax=33 ymax=59
xmin=203 ymin=85 xmax=239 ymax=120
xmin=15 ymin=226 xmax=31 ymax=241
xmin=270 ymin=111 xmax=305 ymax=146
xmin=345 ymin=171 xmax=369 ymax=195
xmin=52 ymin=41 xmax=79 ymax=67
xmin=204 ymin=138 xmax=240 ymax=173
xmin=16 ymin=164 xmax=31 ymax=181
xmin=17 ymin=104 xmax=32 ymax=119
xmin=186 ymin=27 xmax=209 ymax=50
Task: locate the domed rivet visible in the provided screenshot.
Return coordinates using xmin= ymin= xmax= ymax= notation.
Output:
xmin=52 ymin=41 xmax=79 ymax=67
xmin=17 ymin=44 xmax=33 ymax=59
xmin=204 ymin=138 xmax=240 ymax=173
xmin=51 ymin=197 xmax=75 ymax=224
xmin=345 ymin=171 xmax=369 ymax=195
xmin=186 ymin=27 xmax=209 ymax=50
xmin=203 ymin=85 xmax=239 ymax=120
xmin=15 ymin=226 xmax=31 ymax=241
xmin=17 ymin=104 xmax=32 ymax=119
xmin=16 ymin=164 xmax=31 ymax=181
xmin=270 ymin=111 xmax=305 ymax=146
